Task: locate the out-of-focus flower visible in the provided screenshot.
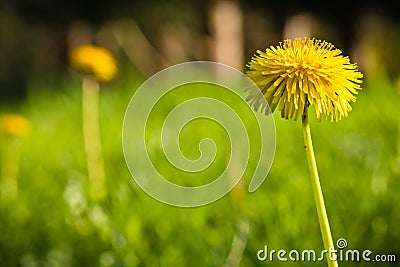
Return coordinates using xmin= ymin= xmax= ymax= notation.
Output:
xmin=246 ymin=37 xmax=363 ymax=121
xmin=69 ymin=45 xmax=118 ymax=82
xmin=0 ymin=113 xmax=31 ymax=138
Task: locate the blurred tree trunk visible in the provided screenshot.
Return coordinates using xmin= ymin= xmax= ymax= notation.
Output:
xmin=209 ymin=0 xmax=243 ymax=70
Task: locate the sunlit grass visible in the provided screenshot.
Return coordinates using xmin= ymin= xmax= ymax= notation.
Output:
xmin=0 ymin=66 xmax=399 ymax=266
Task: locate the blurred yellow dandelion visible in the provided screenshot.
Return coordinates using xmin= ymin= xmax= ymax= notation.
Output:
xmin=69 ymin=45 xmax=118 ymax=82
xmin=246 ymin=37 xmax=363 ymax=121
xmin=0 ymin=113 xmax=31 ymax=138
xmin=68 ymin=45 xmax=117 ymax=201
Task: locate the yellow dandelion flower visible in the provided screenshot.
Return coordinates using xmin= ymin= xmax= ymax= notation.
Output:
xmin=246 ymin=37 xmax=363 ymax=121
xmin=69 ymin=45 xmax=118 ymax=82
xmin=0 ymin=113 xmax=31 ymax=138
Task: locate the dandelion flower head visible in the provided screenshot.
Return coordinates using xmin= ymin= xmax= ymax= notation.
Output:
xmin=69 ymin=45 xmax=118 ymax=82
xmin=0 ymin=113 xmax=31 ymax=138
xmin=246 ymin=37 xmax=363 ymax=121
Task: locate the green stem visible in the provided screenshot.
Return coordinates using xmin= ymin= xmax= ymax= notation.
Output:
xmin=82 ymin=76 xmax=107 ymax=201
xmin=0 ymin=137 xmax=20 ymax=200
xmin=302 ymin=109 xmax=338 ymax=267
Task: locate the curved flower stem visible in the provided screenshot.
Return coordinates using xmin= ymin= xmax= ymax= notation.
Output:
xmin=302 ymin=109 xmax=338 ymax=267
xmin=0 ymin=137 xmax=20 ymax=200
xmin=82 ymin=76 xmax=107 ymax=201
xmin=224 ymin=175 xmax=249 ymax=267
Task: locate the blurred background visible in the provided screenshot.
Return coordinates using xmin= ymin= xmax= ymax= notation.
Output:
xmin=1 ymin=0 xmax=399 ymax=266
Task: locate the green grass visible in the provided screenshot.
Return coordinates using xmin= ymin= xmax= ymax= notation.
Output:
xmin=0 ymin=65 xmax=399 ymax=266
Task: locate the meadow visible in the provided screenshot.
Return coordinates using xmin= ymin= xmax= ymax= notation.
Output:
xmin=0 ymin=59 xmax=399 ymax=267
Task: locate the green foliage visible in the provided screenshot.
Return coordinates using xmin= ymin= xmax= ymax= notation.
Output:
xmin=0 ymin=66 xmax=399 ymax=267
